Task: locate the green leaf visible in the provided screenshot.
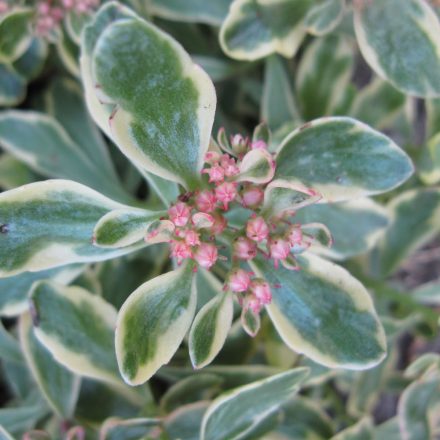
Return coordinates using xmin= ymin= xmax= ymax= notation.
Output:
xmin=371 ymin=188 xmax=440 ymax=277
xmin=19 ymin=313 xmax=81 ymax=417
xmin=56 ymin=25 xmax=80 ymax=77
xmin=116 ymin=262 xmax=197 ymax=385
xmin=93 ymin=208 xmax=162 ymax=248
xmin=0 ymin=265 xmax=83 ymax=317
xmin=0 ymin=8 xmax=33 ymax=62
xmin=219 ymin=0 xmax=313 ymax=61
xmin=0 ymin=321 xmax=23 ymax=363
xmin=149 ymin=0 xmax=233 ymax=25
xmin=296 ymin=35 xmax=354 ymax=120
xmin=164 ymin=402 xmax=210 ymax=440
xmin=262 ymin=55 xmax=300 ymax=130
xmin=0 ymin=180 xmax=141 ymax=278
xmin=0 ymin=426 xmax=14 ymax=440
xmin=304 ymin=0 xmax=345 ymax=36
xmin=235 ymin=148 xmax=275 ymax=184
xmin=331 ymin=418 xmax=373 ymax=440
xmin=397 ymin=373 xmax=440 ymax=440
xmin=0 ymin=154 xmax=36 ymax=189
xmin=0 ymin=111 xmax=131 ymax=203
xmin=88 ymin=5 xmax=216 ymax=189
xmin=100 ymin=417 xmax=160 ymax=440
xmin=275 ymin=397 xmax=334 ymax=439
xmin=413 ymin=280 xmax=440 ymax=306
xmin=12 ymin=37 xmax=47 ymax=81
xmin=251 ymin=254 xmax=386 ymax=369
xmin=426 ymin=98 xmax=440 ymax=138
xmin=419 ymin=132 xmax=440 ymax=185
xmin=274 ymin=117 xmax=414 ymax=202
xmin=354 ymin=0 xmax=440 ymax=98
xmin=189 ymin=287 xmax=233 ymax=368
xmin=350 ymin=78 xmax=406 ymax=130
xmin=30 ymin=281 xmax=120 ymax=383
xmin=294 ymin=198 xmax=389 ymax=260
xmin=0 ymin=63 xmax=26 ymax=106
xmin=200 ymin=368 xmax=309 ymax=440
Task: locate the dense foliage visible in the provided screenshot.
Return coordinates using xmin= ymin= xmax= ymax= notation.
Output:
xmin=0 ymin=0 xmax=439 ymax=439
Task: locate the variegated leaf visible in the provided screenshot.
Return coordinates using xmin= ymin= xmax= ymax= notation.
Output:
xmin=85 ymin=3 xmax=216 ymax=189
xmin=12 ymin=37 xmax=47 ymax=81
xmin=200 ymin=368 xmax=309 ymax=440
xmin=116 ymin=262 xmax=197 ymax=385
xmin=419 ymin=132 xmax=440 ymax=185
xmin=0 ymin=63 xmax=26 ymax=106
xmin=371 ymin=188 xmax=440 ymax=277
xmin=0 ymin=154 xmax=36 ymax=190
xmin=251 ymin=254 xmax=386 ymax=369
xmin=0 ymin=180 xmax=142 ymax=278
xmin=30 ymin=281 xmax=120 ymax=384
xmin=354 ymin=0 xmax=440 ymax=98
xmin=19 ymin=313 xmax=81 ymax=417
xmin=0 ymin=8 xmax=33 ymax=62
xmin=93 ymin=208 xmax=163 ymax=248
xmin=331 ymin=418 xmax=373 ymax=440
xmin=304 ymin=0 xmax=345 ymax=36
xmin=219 ymin=0 xmax=313 ymax=61
xmin=296 ymin=34 xmax=353 ymax=119
xmin=274 ymin=117 xmax=413 ymax=202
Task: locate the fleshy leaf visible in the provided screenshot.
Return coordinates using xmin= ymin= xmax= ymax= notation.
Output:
xmin=419 ymin=132 xmax=440 ymax=185
xmin=93 ymin=208 xmax=163 ymax=248
xmin=87 ymin=5 xmax=216 ymax=189
xmin=0 ymin=180 xmax=141 ymax=278
xmin=219 ymin=0 xmax=313 ymax=61
xmin=0 ymin=111 xmax=131 ymax=203
xmin=262 ymin=55 xmax=300 ymax=131
xmin=115 ymin=262 xmax=197 ymax=385
xmin=354 ymin=0 xmax=440 ymax=98
xmin=0 ymin=63 xmax=26 ymax=106
xmin=0 ymin=265 xmax=83 ymax=317
xmin=0 ymin=154 xmax=36 ymax=190
xmin=189 ymin=290 xmax=233 ymax=369
xmin=251 ymin=254 xmax=387 ymax=370
xmin=0 ymin=8 xmax=33 ymax=62
xmin=12 ymin=37 xmax=47 ymax=81
xmin=331 ymin=418 xmax=374 ymax=440
xmin=371 ymin=188 xmax=440 ymax=277
xmin=235 ymin=149 xmax=275 ymax=184
xmin=274 ymin=117 xmax=414 ymax=202
xmin=200 ymin=368 xmax=309 ymax=440
xmin=19 ymin=313 xmax=81 ymax=417
xmin=296 ymin=34 xmax=354 ymax=119
xmin=149 ymin=0 xmax=232 ymax=25
xmin=294 ymin=198 xmax=389 ymax=260
xmin=397 ymin=373 xmax=440 ymax=440
xmin=304 ymin=0 xmax=345 ymax=36
xmin=30 ymin=281 xmax=120 ymax=383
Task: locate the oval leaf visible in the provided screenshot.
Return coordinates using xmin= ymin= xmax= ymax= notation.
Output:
xmin=200 ymin=368 xmax=309 ymax=440
xmin=251 ymin=253 xmax=387 ymax=370
xmin=19 ymin=313 xmax=81 ymax=417
xmin=89 ymin=7 xmax=216 ymax=189
xmin=116 ymin=262 xmax=197 ymax=385
xmin=275 ymin=117 xmax=414 ymax=202
xmin=30 ymin=281 xmax=120 ymax=384
xmin=219 ymin=0 xmax=313 ymax=61
xmin=189 ymin=288 xmax=233 ymax=369
xmin=304 ymin=0 xmax=345 ymax=36
xmin=0 ymin=179 xmax=140 ymax=278
xmin=93 ymin=208 xmax=163 ymax=248
xmin=0 ymin=8 xmax=33 ymax=62
xmin=354 ymin=0 xmax=440 ymax=98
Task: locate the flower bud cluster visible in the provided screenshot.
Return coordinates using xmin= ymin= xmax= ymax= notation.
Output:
xmin=145 ymin=128 xmax=328 ymax=333
xmin=35 ymin=0 xmax=99 ymax=36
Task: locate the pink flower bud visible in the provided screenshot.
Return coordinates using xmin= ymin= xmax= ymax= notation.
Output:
xmin=246 ymin=216 xmax=269 ymax=242
xmin=250 ymin=280 xmax=272 ymax=305
xmin=241 ymin=186 xmax=264 ymax=208
xmin=62 ymin=0 xmax=75 ymax=9
xmin=0 ymin=1 xmax=9 ymax=14
xmin=251 ymin=140 xmax=267 ymax=150
xmin=228 ymin=269 xmax=251 ymax=292
xmin=210 ymin=213 xmax=227 ymax=235
xmin=194 ymin=243 xmax=218 ymax=269
xmin=195 ymin=190 xmax=217 ymax=212
xmin=247 ymin=297 xmax=262 ymax=314
xmin=202 ymin=164 xmax=224 ymax=183
xmin=184 ymin=230 xmax=200 ymax=247
xmin=215 ymin=182 xmax=237 ymax=210
xmin=205 ymin=151 xmax=221 ymax=164
xmin=233 ymin=237 xmax=257 ymax=260
xmin=268 ymin=238 xmax=291 ymax=268
xmin=170 ymin=241 xmax=192 ymax=264
xmin=220 ymin=154 xmax=239 ymax=177
xmin=168 ymin=202 xmax=191 ymax=227
xmin=230 ymin=134 xmax=249 ymax=154
xmin=37 ymin=2 xmax=51 ymax=14
xmin=287 ymin=225 xmax=303 ymax=246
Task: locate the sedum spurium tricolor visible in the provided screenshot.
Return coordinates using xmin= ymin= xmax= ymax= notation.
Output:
xmin=0 ymin=1 xmax=415 ymax=387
